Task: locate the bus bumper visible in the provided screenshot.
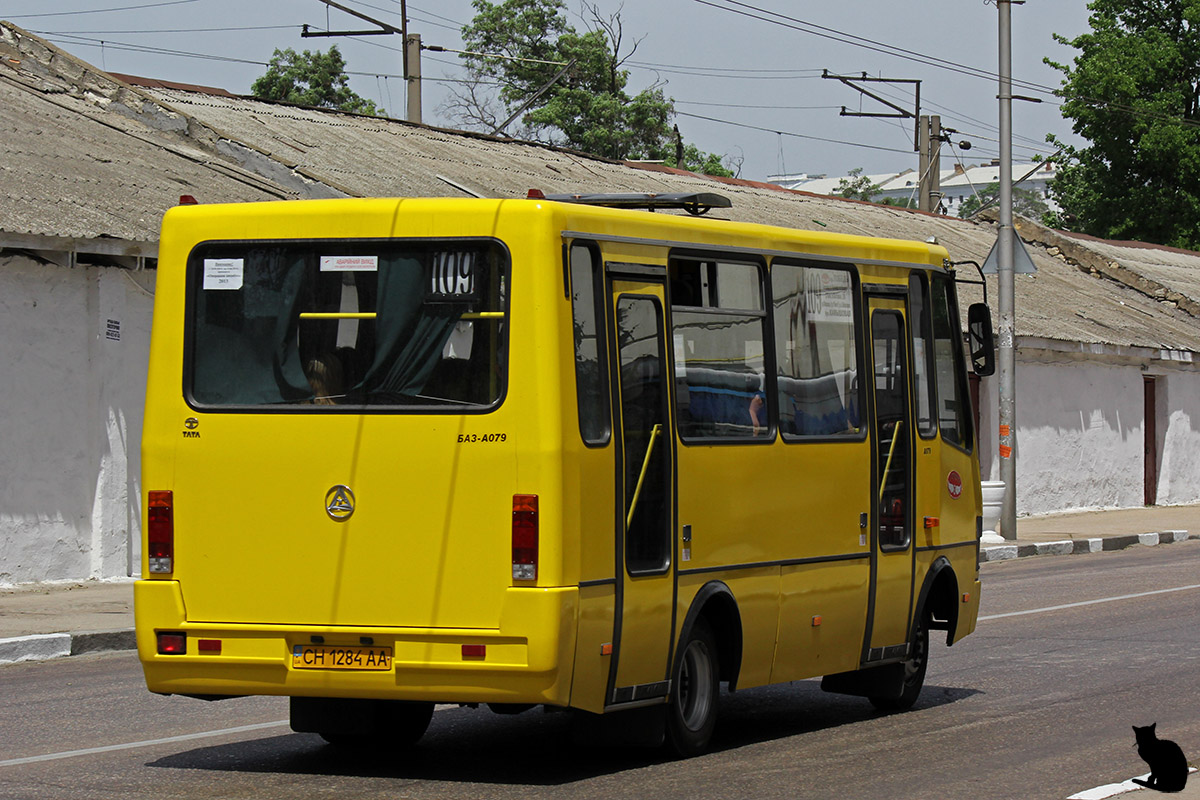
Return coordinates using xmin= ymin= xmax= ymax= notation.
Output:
xmin=135 ymin=580 xmax=578 ymax=707
xmin=954 ymin=579 xmax=982 ymax=643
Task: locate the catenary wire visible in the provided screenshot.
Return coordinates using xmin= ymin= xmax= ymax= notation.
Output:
xmin=7 ymin=0 xmax=199 ymax=18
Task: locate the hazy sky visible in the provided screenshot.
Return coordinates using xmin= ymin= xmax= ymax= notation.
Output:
xmin=5 ymin=0 xmax=1093 ymax=182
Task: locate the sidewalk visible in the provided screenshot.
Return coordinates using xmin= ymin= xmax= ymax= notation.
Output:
xmin=1 ymin=504 xmax=1197 ymax=665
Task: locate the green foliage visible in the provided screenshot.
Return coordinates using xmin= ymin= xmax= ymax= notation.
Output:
xmin=957 ymin=182 xmax=1051 ymax=221
xmin=663 ymin=142 xmax=735 ymax=178
xmin=1047 ymin=0 xmax=1200 ymax=248
xmin=458 ymin=0 xmax=726 ymax=167
xmin=251 ymin=46 xmax=383 ymax=116
xmin=834 ymin=168 xmax=881 ymax=201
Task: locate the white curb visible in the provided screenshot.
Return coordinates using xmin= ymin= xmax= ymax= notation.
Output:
xmin=0 ymin=633 xmax=71 ymax=663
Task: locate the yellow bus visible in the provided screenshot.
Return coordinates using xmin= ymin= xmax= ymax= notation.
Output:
xmin=136 ymin=192 xmax=994 ymax=756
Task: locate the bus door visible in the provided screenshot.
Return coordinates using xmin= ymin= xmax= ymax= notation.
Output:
xmin=606 ymin=274 xmax=676 ymax=707
xmin=865 ymin=296 xmax=916 ymax=659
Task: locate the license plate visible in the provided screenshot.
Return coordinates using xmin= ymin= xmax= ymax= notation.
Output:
xmin=291 ymin=644 xmax=393 ymax=671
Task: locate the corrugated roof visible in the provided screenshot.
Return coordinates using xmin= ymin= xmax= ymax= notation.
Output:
xmin=2 ymin=21 xmax=1199 ymax=355
xmin=0 ymin=24 xmax=297 ymax=243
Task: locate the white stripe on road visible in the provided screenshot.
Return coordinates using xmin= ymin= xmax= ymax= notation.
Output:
xmin=0 ymin=721 xmax=290 ymax=767
xmin=979 ymin=582 xmax=1200 ymax=621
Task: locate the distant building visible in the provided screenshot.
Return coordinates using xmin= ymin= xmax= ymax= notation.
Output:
xmin=769 ymin=161 xmax=1060 ymax=217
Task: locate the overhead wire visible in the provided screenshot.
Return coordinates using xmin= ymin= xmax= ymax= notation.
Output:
xmin=675 ymin=110 xmax=913 ymax=155
xmin=694 ymin=0 xmax=1200 ymax=134
xmin=7 ymin=0 xmax=200 ymax=18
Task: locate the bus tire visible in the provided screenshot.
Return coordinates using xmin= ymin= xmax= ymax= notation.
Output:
xmin=665 ymin=616 xmax=719 ymax=757
xmin=869 ymin=610 xmax=930 ymax=712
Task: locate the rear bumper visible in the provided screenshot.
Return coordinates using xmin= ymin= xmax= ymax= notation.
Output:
xmin=134 ymin=580 xmax=578 ymax=706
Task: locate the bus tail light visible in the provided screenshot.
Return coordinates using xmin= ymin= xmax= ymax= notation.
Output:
xmin=157 ymin=632 xmax=186 ymax=654
xmin=512 ymin=494 xmax=538 ymax=580
xmin=148 ymin=490 xmax=174 ymax=574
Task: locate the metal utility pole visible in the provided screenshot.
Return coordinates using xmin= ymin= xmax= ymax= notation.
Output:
xmin=305 ymin=0 xmax=422 ymax=123
xmin=997 ymin=0 xmax=1018 ymax=539
xmin=824 ymin=72 xmax=945 ymax=210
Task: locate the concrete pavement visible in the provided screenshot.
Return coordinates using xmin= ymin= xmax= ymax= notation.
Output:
xmin=1 ymin=503 xmax=1197 ymax=665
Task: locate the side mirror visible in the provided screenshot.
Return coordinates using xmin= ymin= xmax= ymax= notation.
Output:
xmin=968 ymin=303 xmax=996 ymax=376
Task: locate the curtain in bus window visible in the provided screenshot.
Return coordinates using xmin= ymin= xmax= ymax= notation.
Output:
xmin=362 ymin=254 xmax=461 ymax=401
xmin=771 ymin=263 xmax=860 ymax=438
xmin=192 ymin=248 xmax=310 ymax=405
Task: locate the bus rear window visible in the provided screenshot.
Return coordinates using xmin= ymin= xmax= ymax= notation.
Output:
xmin=187 ymin=239 xmax=508 ymax=410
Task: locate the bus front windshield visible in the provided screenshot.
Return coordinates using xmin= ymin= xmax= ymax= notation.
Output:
xmin=187 ymin=239 xmax=508 ymax=410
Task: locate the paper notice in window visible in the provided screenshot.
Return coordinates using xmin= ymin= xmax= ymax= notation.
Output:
xmin=203 ymin=258 xmax=244 ymax=290
xmin=320 ymin=255 xmax=378 ymax=272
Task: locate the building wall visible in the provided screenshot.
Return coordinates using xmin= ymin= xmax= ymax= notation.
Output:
xmin=977 ymin=355 xmax=1200 ymax=517
xmin=1156 ymin=370 xmax=1200 ymax=505
xmin=0 ymin=255 xmax=153 ymax=585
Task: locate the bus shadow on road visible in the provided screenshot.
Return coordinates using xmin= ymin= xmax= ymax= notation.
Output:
xmin=146 ymin=681 xmax=980 ymax=786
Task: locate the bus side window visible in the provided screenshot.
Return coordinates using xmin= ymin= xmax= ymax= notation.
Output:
xmin=569 ymin=242 xmax=611 ymax=445
xmin=908 ymin=273 xmax=936 ymax=437
xmin=770 ymin=262 xmax=861 ymax=439
xmin=669 ymin=257 xmax=769 ymax=440
xmin=930 ymin=276 xmax=972 ymax=449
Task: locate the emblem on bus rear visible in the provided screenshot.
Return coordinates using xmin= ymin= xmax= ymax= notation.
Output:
xmin=325 ymin=485 xmax=355 ymax=521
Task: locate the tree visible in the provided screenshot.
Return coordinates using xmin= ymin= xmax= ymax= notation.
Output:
xmin=957 ymin=182 xmax=1051 ymax=221
xmin=834 ymin=168 xmax=881 ymax=201
xmin=1046 ymin=0 xmax=1200 ymax=248
xmin=450 ymin=0 xmax=732 ymax=173
xmin=251 ymin=46 xmax=383 ymax=116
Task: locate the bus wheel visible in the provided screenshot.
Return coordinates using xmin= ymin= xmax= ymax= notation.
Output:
xmin=869 ymin=611 xmax=929 ymax=712
xmin=665 ymin=616 xmax=719 ymax=757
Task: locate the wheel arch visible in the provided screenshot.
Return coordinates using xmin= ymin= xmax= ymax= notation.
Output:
xmin=677 ymin=581 xmax=743 ymax=691
xmin=914 ymin=556 xmax=960 ymax=646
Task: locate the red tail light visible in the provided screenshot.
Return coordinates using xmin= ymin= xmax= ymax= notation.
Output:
xmin=512 ymin=494 xmax=538 ymax=580
xmin=148 ymin=490 xmax=174 ymax=574
xmin=157 ymin=632 xmax=186 ymax=654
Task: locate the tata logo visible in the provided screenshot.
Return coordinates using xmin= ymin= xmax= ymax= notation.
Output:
xmin=325 ymin=485 xmax=355 ymax=521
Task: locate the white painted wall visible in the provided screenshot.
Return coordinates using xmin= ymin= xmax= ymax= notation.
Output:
xmin=1156 ymin=371 xmax=1200 ymax=506
xmin=0 ymin=255 xmax=153 ymax=586
xmin=977 ymin=354 xmax=1200 ymax=517
xmin=1017 ymin=360 xmax=1145 ymax=513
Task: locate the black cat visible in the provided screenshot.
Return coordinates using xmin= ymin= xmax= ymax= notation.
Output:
xmin=1132 ymin=723 xmax=1188 ymax=793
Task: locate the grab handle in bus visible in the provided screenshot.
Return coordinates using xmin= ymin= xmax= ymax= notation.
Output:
xmin=879 ymin=420 xmax=903 ymax=505
xmin=626 ymin=424 xmax=663 ymax=529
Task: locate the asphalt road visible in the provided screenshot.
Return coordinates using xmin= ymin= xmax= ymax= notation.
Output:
xmin=3 ymin=542 xmax=1199 ymax=799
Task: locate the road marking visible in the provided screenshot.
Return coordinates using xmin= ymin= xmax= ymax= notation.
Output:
xmin=980 ymin=583 xmax=1200 ymax=621
xmin=0 ymin=721 xmax=290 ymax=767
xmin=1068 ymin=767 xmax=1196 ymax=799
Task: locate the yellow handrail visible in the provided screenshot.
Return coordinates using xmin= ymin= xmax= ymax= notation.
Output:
xmin=299 ymin=312 xmax=376 ymax=320
xmin=298 ymin=311 xmax=504 ymax=320
xmin=879 ymin=420 xmax=903 ymax=505
xmin=626 ymin=424 xmax=663 ymax=529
